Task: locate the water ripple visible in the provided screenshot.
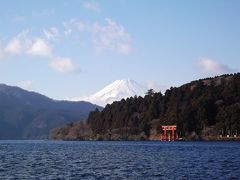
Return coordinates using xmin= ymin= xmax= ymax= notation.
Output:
xmin=0 ymin=141 xmax=239 ymax=179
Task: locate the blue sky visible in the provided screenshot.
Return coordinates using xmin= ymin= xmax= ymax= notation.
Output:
xmin=0 ymin=0 xmax=240 ymax=99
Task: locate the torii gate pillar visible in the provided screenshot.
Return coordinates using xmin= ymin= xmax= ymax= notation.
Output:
xmin=161 ymin=125 xmax=177 ymax=141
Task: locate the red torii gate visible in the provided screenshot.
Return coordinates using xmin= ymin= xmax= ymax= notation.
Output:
xmin=160 ymin=125 xmax=177 ymax=141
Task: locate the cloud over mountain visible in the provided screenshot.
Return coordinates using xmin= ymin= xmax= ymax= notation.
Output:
xmin=50 ymin=57 xmax=79 ymax=73
xmin=198 ymin=58 xmax=234 ymax=75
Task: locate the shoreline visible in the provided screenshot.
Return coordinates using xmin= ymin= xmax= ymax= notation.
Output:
xmin=51 ymin=137 xmax=240 ymax=142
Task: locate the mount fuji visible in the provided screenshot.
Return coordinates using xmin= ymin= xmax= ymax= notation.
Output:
xmin=83 ymin=80 xmax=148 ymax=107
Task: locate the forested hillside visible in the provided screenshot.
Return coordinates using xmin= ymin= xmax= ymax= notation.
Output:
xmin=0 ymin=84 xmax=101 ymax=139
xmin=52 ymin=73 xmax=240 ymax=140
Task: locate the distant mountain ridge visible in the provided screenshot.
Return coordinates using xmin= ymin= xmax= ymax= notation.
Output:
xmin=82 ymin=79 xmax=148 ymax=106
xmin=0 ymin=83 xmax=101 ymax=139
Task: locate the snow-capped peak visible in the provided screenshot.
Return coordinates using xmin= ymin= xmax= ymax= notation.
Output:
xmin=84 ymin=79 xmax=147 ymax=107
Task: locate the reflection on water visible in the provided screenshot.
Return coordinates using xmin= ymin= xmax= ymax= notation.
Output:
xmin=0 ymin=141 xmax=239 ymax=179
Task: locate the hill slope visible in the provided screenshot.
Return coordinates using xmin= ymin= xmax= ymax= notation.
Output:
xmin=0 ymin=84 xmax=101 ymax=139
xmin=52 ymin=73 xmax=240 ymax=140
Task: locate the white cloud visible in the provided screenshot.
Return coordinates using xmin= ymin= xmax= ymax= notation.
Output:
xmin=43 ymin=27 xmax=59 ymax=40
xmin=91 ymin=18 xmax=133 ymax=54
xmin=3 ymin=30 xmax=52 ymax=58
xmin=2 ymin=30 xmax=80 ymax=74
xmin=27 ymin=38 xmax=52 ymax=57
xmin=118 ymin=43 xmax=133 ymax=55
xmin=63 ymin=19 xmax=86 ymax=36
xmin=0 ymin=42 xmax=5 ymax=60
xmin=5 ymin=38 xmax=22 ymax=55
xmin=4 ymin=30 xmax=30 ymax=55
xmin=63 ymin=19 xmax=76 ymax=36
xmin=50 ymin=57 xmax=79 ymax=73
xmin=198 ymin=58 xmax=234 ymax=75
xmin=18 ymin=80 xmax=33 ymax=90
xmin=62 ymin=18 xmax=133 ymax=55
xmin=82 ymin=1 xmax=100 ymax=12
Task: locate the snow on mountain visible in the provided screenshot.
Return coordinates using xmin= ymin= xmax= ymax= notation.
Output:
xmin=83 ymin=79 xmax=148 ymax=107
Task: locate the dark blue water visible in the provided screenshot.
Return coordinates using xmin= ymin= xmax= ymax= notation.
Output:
xmin=0 ymin=141 xmax=239 ymax=179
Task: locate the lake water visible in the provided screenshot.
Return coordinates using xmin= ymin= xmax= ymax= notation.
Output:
xmin=0 ymin=141 xmax=239 ymax=179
